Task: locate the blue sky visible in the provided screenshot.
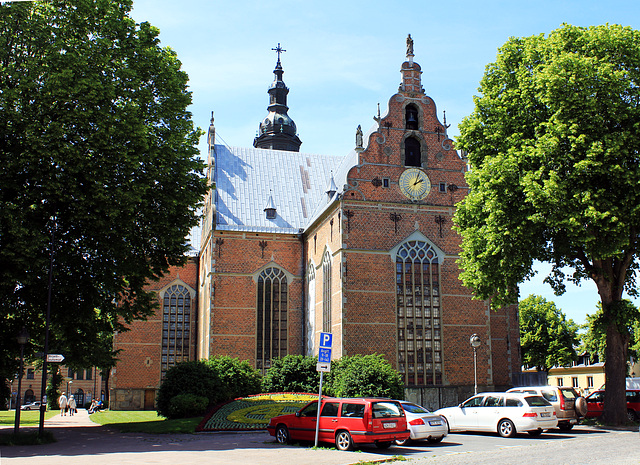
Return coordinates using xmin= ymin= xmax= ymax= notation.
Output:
xmin=129 ymin=0 xmax=640 ymax=325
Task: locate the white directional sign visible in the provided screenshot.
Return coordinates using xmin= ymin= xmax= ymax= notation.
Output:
xmin=316 ymin=362 xmax=331 ymax=372
xmin=46 ymin=354 xmax=65 ymax=363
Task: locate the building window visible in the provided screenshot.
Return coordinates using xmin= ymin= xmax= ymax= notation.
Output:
xmin=383 ymin=178 xmax=390 ymax=188
xmin=76 ymin=370 xmax=84 ymax=380
xmin=161 ymin=284 xmax=192 ymax=379
xmin=557 ymin=378 xmax=564 ymax=386
xmin=86 ymin=369 xmax=92 ymax=380
xmin=396 ymin=240 xmax=442 ymax=386
xmin=404 ymin=137 xmax=421 ymax=167
xmin=257 ymin=267 xmax=288 ymax=374
xmin=439 ymin=183 xmax=446 ymax=193
xmin=68 ymin=368 xmax=74 ymax=379
xmin=322 ymin=252 xmax=332 ymax=333
xmin=26 ymin=368 xmax=34 ymax=379
xmin=572 ymin=377 xmax=579 ymax=388
xmin=587 ymin=376 xmax=594 ymax=388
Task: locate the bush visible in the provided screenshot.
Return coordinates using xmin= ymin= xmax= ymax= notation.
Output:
xmin=262 ymin=355 xmax=320 ymax=393
xmin=325 ymin=354 xmax=404 ymax=399
xmin=156 ymin=361 xmax=224 ymax=418
xmin=167 ymin=394 xmax=209 ymax=419
xmin=205 ymin=356 xmax=262 ymax=401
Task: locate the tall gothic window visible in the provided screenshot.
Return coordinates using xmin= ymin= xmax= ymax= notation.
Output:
xmin=322 ymin=252 xmax=332 ymax=332
xmin=396 ymin=240 xmax=442 ymax=386
xmin=161 ymin=284 xmax=192 ymax=379
xmin=257 ymin=267 xmax=288 ymax=373
xmin=404 ymin=137 xmax=421 ymax=166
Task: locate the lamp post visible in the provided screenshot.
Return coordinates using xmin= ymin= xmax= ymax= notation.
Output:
xmin=14 ymin=327 xmax=30 ymax=435
xmin=470 ymin=334 xmax=481 ymax=395
xmin=67 ymin=380 xmax=73 ymax=399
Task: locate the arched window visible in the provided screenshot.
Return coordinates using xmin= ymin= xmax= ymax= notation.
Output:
xmin=161 ymin=284 xmax=192 ymax=379
xmin=404 ymin=137 xmax=421 ymax=167
xmin=405 ymin=104 xmax=419 ymax=130
xmin=24 ymin=389 xmax=35 ymax=404
xmin=396 ymin=240 xmax=442 ymax=386
xmin=322 ymin=252 xmax=332 ymax=332
xmin=257 ymin=267 xmax=288 ymax=373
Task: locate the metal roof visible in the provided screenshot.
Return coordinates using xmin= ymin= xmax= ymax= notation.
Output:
xmin=213 ymin=145 xmax=345 ymax=234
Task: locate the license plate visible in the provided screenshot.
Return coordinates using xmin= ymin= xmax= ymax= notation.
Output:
xmin=428 ymin=420 xmax=442 ymax=426
xmin=540 ymin=412 xmax=550 ymax=417
xmin=383 ymin=422 xmax=397 ymax=429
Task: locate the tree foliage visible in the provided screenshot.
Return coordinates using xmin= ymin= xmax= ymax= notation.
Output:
xmin=519 ymin=295 xmax=579 ymax=371
xmin=581 ymin=301 xmax=640 ymax=369
xmin=454 ymin=23 xmax=640 ymax=424
xmin=325 ymin=354 xmax=404 ymax=399
xmin=0 ymin=0 xmax=207 ymax=381
xmin=261 ymin=355 xmax=320 ymax=393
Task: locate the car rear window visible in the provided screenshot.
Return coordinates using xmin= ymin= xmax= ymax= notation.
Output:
xmin=341 ymin=403 xmax=365 ymax=418
xmin=560 ymin=388 xmax=578 ymax=399
xmin=505 ymin=398 xmax=523 ymax=407
xmin=541 ymin=390 xmax=558 ymax=402
xmin=372 ymin=401 xmax=403 ymax=418
xmin=525 ymin=396 xmax=551 ymax=407
xmin=401 ymin=403 xmax=430 ymax=414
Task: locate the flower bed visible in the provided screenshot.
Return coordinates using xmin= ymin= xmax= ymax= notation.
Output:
xmin=197 ymin=392 xmax=318 ymax=432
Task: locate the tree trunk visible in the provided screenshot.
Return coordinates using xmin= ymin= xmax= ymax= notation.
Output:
xmin=601 ymin=319 xmax=628 ymax=424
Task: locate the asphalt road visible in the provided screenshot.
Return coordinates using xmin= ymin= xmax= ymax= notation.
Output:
xmin=1 ymin=410 xmax=638 ymax=465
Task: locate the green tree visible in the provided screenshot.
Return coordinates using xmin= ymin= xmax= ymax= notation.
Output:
xmin=325 ymin=354 xmax=404 ymax=399
xmin=581 ymin=301 xmax=640 ymax=375
xmin=0 ymin=0 xmax=207 ymax=383
xmin=519 ymin=295 xmax=579 ymax=371
xmin=261 ymin=355 xmax=320 ymax=393
xmin=454 ymin=24 xmax=640 ymax=424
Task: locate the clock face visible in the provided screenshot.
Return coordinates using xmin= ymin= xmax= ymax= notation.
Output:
xmin=399 ymin=168 xmax=431 ymax=200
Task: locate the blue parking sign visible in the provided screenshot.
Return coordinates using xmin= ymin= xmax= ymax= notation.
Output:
xmin=318 ymin=347 xmax=331 ymax=363
xmin=319 ymin=332 xmax=332 ymax=348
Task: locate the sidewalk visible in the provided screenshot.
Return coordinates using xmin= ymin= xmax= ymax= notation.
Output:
xmin=43 ymin=408 xmax=100 ymax=428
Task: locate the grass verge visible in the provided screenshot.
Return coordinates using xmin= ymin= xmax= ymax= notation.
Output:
xmin=89 ymin=410 xmax=202 ymax=434
xmin=0 ymin=410 xmax=58 ymax=426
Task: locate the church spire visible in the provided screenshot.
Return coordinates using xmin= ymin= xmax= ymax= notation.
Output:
xmin=253 ymin=43 xmax=302 ymax=152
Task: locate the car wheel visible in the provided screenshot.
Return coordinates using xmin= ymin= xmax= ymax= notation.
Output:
xmin=275 ymin=425 xmax=290 ymax=444
xmin=627 ymin=410 xmax=637 ymax=422
xmin=375 ymin=441 xmax=392 ymax=449
xmin=558 ymin=423 xmax=573 ymax=431
xmin=395 ymin=437 xmax=411 ymax=446
xmin=498 ymin=419 xmax=516 ymax=438
xmin=427 ymin=436 xmax=444 ymax=444
xmin=335 ymin=430 xmax=354 ymax=451
xmin=575 ymin=397 xmax=588 ymax=417
xmin=24 ymin=407 xmax=30 ymax=410
xmin=527 ymin=428 xmax=543 ymax=437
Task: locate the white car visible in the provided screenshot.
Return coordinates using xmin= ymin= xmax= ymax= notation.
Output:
xmin=434 ymin=392 xmax=558 ymax=438
xmin=396 ymin=401 xmax=448 ymax=445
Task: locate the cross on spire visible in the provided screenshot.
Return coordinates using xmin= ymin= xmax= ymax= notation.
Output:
xmin=272 ymin=43 xmax=286 ymax=63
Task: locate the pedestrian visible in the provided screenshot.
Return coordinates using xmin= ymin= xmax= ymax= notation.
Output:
xmin=68 ymin=395 xmax=76 ymax=416
xmin=59 ymin=392 xmax=68 ymax=416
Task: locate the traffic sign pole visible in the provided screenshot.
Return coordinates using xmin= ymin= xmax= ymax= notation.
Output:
xmin=314 ymin=332 xmax=333 ymax=448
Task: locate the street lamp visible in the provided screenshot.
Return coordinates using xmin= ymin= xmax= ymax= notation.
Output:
xmin=14 ymin=327 xmax=30 ymax=435
xmin=67 ymin=380 xmax=73 ymax=399
xmin=470 ymin=334 xmax=481 ymax=395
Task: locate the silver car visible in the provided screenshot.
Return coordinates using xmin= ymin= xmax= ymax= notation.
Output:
xmin=396 ymin=400 xmax=448 ymax=445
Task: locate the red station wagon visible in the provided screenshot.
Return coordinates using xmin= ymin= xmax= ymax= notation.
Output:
xmin=267 ymin=397 xmax=410 ymax=451
xmin=584 ymin=389 xmax=640 ymax=422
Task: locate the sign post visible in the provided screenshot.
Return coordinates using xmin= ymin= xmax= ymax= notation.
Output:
xmin=315 ymin=332 xmax=332 ymax=447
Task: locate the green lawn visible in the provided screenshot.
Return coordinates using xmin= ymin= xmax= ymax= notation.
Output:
xmin=90 ymin=410 xmax=202 ymax=434
xmin=0 ymin=410 xmax=58 ymax=426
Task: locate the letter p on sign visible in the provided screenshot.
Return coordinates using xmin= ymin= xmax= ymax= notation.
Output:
xmin=320 ymin=332 xmax=332 ymax=348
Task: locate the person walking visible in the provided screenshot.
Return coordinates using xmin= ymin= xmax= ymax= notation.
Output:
xmin=59 ymin=392 xmax=68 ymax=416
xmin=68 ymin=395 xmax=77 ymax=416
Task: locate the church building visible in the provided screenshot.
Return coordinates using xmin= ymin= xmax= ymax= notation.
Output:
xmin=110 ymin=37 xmax=520 ymax=410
